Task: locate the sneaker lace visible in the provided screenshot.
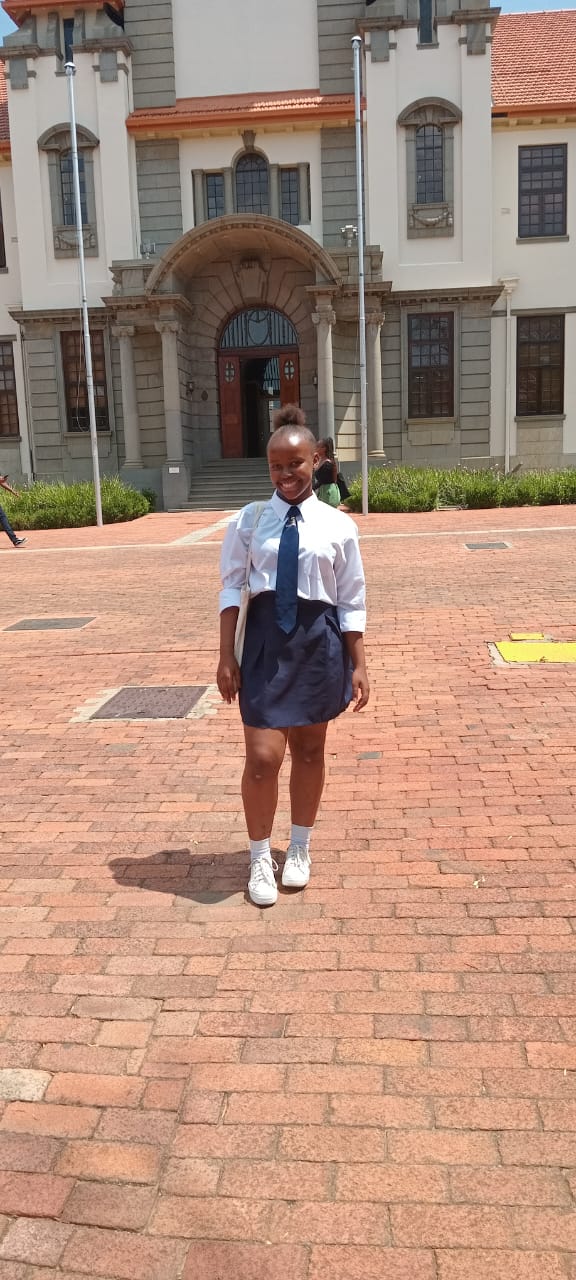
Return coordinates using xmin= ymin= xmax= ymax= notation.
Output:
xmin=288 ymin=844 xmax=310 ymax=872
xmin=250 ymin=856 xmax=278 ymax=885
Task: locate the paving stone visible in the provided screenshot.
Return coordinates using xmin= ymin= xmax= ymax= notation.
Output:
xmin=0 ymin=1070 xmax=51 ymax=1102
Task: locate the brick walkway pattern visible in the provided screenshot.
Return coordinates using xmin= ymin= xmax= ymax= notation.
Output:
xmin=1 ymin=505 xmax=576 ymax=1279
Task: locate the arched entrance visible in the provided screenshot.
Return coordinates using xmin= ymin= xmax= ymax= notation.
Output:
xmin=218 ymin=307 xmax=300 ymax=458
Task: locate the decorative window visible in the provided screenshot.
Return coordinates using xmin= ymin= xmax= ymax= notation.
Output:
xmin=398 ymin=99 xmax=461 ymax=238
xmin=205 ymin=173 xmax=225 ymax=221
xmin=0 ymin=343 xmax=19 ymax=437
xmin=416 ymin=126 xmax=443 ymax=203
xmin=61 ymin=331 xmax=109 ymax=433
xmin=516 ymin=315 xmax=564 ymax=416
xmin=518 ymin=145 xmax=567 ymax=239
xmin=408 ymin=313 xmax=454 ymax=418
xmin=220 ymin=308 xmax=298 ymax=351
xmin=38 ymin=124 xmax=99 ymax=258
xmin=235 ymin=153 xmax=270 ymax=215
xmin=280 ymin=168 xmax=300 ymax=225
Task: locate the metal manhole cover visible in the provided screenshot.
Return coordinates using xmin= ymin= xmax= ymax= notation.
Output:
xmin=90 ymin=686 xmax=208 ymax=721
xmin=4 ymin=617 xmax=95 ymax=631
xmin=465 ymin=542 xmax=509 ymax=551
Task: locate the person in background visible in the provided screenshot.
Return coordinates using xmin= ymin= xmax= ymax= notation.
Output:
xmin=0 ymin=475 xmax=26 ymax=548
xmin=217 ymin=404 xmax=369 ymax=908
xmin=313 ymin=437 xmax=340 ymax=507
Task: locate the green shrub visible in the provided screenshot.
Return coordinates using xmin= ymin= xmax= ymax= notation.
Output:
xmin=346 ymin=463 xmax=576 ymax=514
xmin=141 ymin=487 xmax=158 ymax=512
xmin=2 ymin=476 xmax=150 ymax=530
xmin=348 ymin=466 xmax=438 ymax=513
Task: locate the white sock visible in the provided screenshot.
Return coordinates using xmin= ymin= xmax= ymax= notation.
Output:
xmin=291 ymin=824 xmax=312 ymax=850
xmin=249 ymin=837 xmax=272 ymax=863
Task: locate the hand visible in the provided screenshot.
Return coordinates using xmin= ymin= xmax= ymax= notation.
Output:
xmin=351 ymin=665 xmax=370 ymax=712
xmin=217 ymin=655 xmax=242 ymax=704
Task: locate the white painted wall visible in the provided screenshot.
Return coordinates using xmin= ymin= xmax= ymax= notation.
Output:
xmin=173 ymin=0 xmax=319 ymax=99
xmin=179 ymin=133 xmax=323 ymax=245
xmin=6 ymin=49 xmax=138 ymax=314
xmin=365 ymin=24 xmax=493 ymax=289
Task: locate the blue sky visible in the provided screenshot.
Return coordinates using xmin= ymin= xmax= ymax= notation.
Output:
xmin=0 ymin=0 xmax=574 ymax=39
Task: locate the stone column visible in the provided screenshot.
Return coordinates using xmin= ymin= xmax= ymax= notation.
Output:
xmin=155 ymin=320 xmax=184 ymax=463
xmin=312 ymin=307 xmax=336 ymax=440
xmin=223 ymin=168 xmax=234 ymax=215
xmin=155 ymin=320 xmax=189 ymax=509
xmin=192 ymin=170 xmax=205 ymax=224
xmin=112 ymin=325 xmax=142 ymax=467
xmin=269 ymin=164 xmax=280 ymax=220
xmin=298 ymin=162 xmax=310 ymax=224
xmin=366 ymin=312 xmax=385 ymax=456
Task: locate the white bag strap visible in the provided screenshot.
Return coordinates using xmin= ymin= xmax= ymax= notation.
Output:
xmin=243 ymin=501 xmax=267 ymax=589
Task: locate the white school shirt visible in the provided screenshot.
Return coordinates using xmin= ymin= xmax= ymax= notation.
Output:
xmin=219 ymin=490 xmax=366 ymax=633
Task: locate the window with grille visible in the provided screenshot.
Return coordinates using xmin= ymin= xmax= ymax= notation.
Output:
xmin=416 ymin=126 xmax=444 ymax=204
xmin=63 ymin=17 xmax=74 ymax=62
xmin=205 ymin=173 xmax=225 ymax=220
xmin=60 ymin=151 xmax=88 ymax=227
xmin=280 ymin=168 xmax=300 ymax=225
xmin=408 ymin=313 xmax=454 ymax=418
xmin=518 ymin=145 xmax=567 ymax=239
xmin=61 ymin=331 xmax=109 ymax=433
xmin=0 ymin=343 xmax=19 ymax=437
xmin=235 ymin=153 xmax=269 ymax=215
xmin=517 ymin=315 xmax=564 ymax=416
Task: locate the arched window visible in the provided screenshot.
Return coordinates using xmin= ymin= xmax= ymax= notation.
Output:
xmin=235 ymin=153 xmax=270 ymax=216
xmin=398 ymin=99 xmax=461 ymax=239
xmin=38 ymin=123 xmax=99 ymax=258
xmin=60 ymin=151 xmax=88 ymax=226
xmin=415 ymin=125 xmax=444 ymax=204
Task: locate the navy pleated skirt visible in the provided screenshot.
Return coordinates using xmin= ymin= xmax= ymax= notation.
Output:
xmin=240 ymin=592 xmax=352 ymax=730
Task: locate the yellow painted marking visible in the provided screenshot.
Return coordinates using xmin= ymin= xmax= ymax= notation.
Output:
xmin=496 ymin=642 xmax=576 ymax=664
xmin=509 ymin=632 xmax=545 ymax=641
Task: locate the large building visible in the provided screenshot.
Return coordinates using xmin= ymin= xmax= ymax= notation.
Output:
xmin=0 ymin=1 xmax=574 ymax=507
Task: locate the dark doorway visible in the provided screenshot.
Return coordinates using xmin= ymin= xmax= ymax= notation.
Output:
xmin=218 ymin=308 xmax=300 ymax=458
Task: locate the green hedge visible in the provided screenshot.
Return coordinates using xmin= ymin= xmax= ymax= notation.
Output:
xmin=1 ymin=476 xmax=150 ymax=530
xmin=347 ymin=466 xmax=576 ymax=514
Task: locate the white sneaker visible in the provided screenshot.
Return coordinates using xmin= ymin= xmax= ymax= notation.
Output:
xmin=282 ymin=844 xmax=311 ymax=889
xmin=248 ymin=856 xmax=278 ymax=907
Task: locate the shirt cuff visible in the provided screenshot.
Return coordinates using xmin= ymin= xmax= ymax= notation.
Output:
xmin=219 ymin=588 xmax=242 ymax=612
xmin=338 ymin=608 xmax=366 ymax=633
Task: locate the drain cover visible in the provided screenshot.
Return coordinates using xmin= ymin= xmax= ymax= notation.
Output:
xmin=90 ymin=686 xmax=208 ymax=721
xmin=465 ymin=542 xmax=509 ymax=551
xmin=5 ymin=617 xmax=95 ymax=631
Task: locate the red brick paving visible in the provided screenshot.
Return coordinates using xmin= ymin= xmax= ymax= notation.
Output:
xmin=1 ymin=505 xmax=576 ymax=1275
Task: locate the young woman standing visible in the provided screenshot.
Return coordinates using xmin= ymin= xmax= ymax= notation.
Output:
xmin=217 ymin=405 xmax=369 ymax=907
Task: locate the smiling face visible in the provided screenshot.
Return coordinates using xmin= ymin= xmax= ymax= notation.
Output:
xmin=267 ymin=431 xmax=320 ymax=505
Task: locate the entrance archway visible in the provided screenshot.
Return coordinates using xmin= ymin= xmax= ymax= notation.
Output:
xmin=218 ymin=307 xmax=300 ymax=458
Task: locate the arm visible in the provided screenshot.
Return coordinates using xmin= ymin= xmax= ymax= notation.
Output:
xmin=0 ymin=477 xmax=18 ymax=497
xmin=216 ymin=507 xmax=253 ymax=703
xmin=217 ymin=606 xmax=241 ymax=703
xmin=334 ymin=524 xmax=370 ymax=712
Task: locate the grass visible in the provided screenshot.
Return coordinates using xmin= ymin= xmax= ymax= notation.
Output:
xmin=1 ymin=476 xmax=150 ymax=530
xmin=347 ymin=466 xmax=576 ymax=513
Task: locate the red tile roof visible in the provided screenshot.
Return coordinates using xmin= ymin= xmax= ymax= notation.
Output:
xmin=492 ymin=10 xmax=576 ymax=112
xmin=127 ymin=89 xmax=356 ymax=136
xmin=0 ymin=59 xmax=8 ymax=147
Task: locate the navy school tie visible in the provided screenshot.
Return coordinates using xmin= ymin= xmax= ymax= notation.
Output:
xmin=275 ymin=505 xmax=302 ymax=634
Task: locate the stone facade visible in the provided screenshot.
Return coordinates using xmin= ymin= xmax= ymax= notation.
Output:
xmin=0 ymin=0 xmax=573 ymax=502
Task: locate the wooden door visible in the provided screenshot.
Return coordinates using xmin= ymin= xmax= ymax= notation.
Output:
xmin=218 ymin=355 xmax=243 ymax=457
xmin=279 ymin=353 xmax=300 ymax=406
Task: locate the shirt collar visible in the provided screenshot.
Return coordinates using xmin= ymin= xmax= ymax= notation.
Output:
xmin=270 ymin=491 xmax=319 ymax=522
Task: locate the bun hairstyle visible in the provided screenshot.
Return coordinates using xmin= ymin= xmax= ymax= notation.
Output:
xmin=272 ymin=404 xmax=307 ymax=430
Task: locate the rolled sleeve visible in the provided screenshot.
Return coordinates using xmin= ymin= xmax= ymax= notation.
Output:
xmin=334 ymin=524 xmax=367 ymax=633
xmin=219 ymin=513 xmax=250 ymax=614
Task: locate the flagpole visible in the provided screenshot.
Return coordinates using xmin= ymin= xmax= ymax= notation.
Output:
xmin=65 ymin=60 xmax=103 ymax=528
xmin=352 ymin=35 xmax=369 ymax=517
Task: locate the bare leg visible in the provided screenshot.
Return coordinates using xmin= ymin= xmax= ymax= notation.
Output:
xmin=287 ymin=722 xmax=329 ymax=827
xmin=242 ymin=725 xmax=288 ymax=840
